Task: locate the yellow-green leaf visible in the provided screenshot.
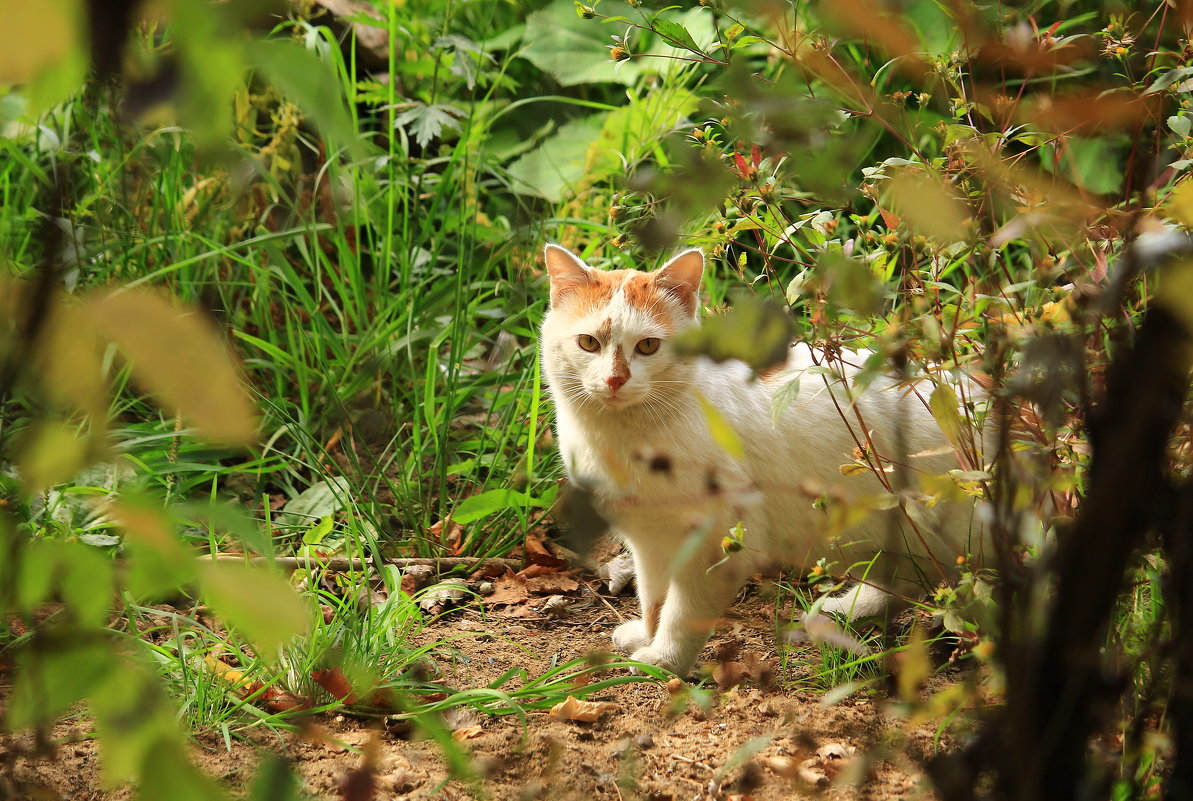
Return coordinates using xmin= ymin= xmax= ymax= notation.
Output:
xmin=35 ymin=301 xmax=110 ymax=424
xmin=897 ymin=625 xmax=931 ymax=704
xmin=16 ymin=421 xmax=90 ymax=492
xmin=199 ymin=561 xmax=308 ymax=657
xmin=112 ymin=500 xmax=196 ymax=598
xmin=1155 ymin=255 xmax=1193 ymax=336
xmin=928 ymin=382 xmax=964 ymax=453
xmin=86 ymin=288 xmax=258 ymax=445
xmin=0 ymin=0 xmax=86 ymax=113
xmin=696 ymin=392 xmax=744 ymax=460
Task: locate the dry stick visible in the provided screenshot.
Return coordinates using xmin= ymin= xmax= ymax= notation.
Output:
xmin=198 ymin=554 xmax=523 ymax=572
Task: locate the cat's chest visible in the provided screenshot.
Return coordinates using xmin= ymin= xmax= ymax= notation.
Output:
xmin=557 ymin=416 xmax=741 ymax=498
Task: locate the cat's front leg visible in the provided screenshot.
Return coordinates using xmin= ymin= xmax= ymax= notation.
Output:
xmin=630 ymin=558 xmax=744 ymax=676
xmin=611 ymin=540 xmax=670 ymax=655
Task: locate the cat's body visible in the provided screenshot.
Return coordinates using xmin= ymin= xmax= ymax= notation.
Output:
xmin=541 ymin=245 xmax=982 ymax=675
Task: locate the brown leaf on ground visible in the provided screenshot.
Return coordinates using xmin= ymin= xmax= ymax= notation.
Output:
xmin=400 ymin=564 xmax=434 ymax=596
xmin=312 ymin=667 xmax=357 ymax=704
xmin=713 ymin=661 xmax=751 ymax=692
xmin=418 ymin=578 xmax=469 ymax=614
xmin=451 ymin=725 xmax=484 ymax=741
xmin=524 ymin=529 xmax=567 ymax=568
xmin=548 ymin=695 xmax=616 ymax=723
xmin=484 ymin=571 xmax=531 ymax=606
xmin=205 ymin=655 xmax=306 ymax=713
xmin=429 ymin=519 xmax=466 ymax=555
xmin=518 ymin=563 xmax=561 ymax=579
xmin=524 ymin=573 xmax=579 ymax=594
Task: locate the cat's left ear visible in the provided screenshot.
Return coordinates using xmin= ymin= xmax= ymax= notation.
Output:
xmin=654 ymin=249 xmax=704 ymax=317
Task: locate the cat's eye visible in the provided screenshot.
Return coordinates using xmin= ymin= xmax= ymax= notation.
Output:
xmin=577 ymin=334 xmax=601 ymax=352
xmin=636 ymin=338 xmax=661 ymax=355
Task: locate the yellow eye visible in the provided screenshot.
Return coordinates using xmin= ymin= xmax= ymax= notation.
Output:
xmin=577 ymin=334 xmax=601 ymax=352
xmin=636 ymin=337 xmax=660 ymax=355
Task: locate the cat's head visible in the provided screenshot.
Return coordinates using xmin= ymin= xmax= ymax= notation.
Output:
xmin=541 ymin=245 xmax=704 ymax=412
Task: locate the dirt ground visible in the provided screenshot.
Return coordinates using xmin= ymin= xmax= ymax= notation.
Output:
xmin=1 ymin=585 xmax=968 ymax=801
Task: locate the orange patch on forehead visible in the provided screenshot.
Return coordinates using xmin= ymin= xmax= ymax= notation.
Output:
xmin=555 ymin=269 xmax=618 ymax=312
xmin=618 ymin=271 xmax=677 ymax=330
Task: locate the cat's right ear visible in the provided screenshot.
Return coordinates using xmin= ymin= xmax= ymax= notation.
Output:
xmin=544 ymin=245 xmax=594 ymax=306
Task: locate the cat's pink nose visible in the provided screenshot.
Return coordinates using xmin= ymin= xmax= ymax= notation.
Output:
xmin=606 ymin=375 xmax=627 ymax=393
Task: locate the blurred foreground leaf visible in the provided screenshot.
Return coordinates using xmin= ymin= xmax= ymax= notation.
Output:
xmin=199 ymin=561 xmax=309 ymax=657
xmin=86 ymin=288 xmax=258 ymax=446
xmin=673 ymin=292 xmax=794 ymax=372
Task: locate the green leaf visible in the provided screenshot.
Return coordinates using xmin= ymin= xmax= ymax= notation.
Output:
xmin=16 ymin=420 xmax=90 ymax=493
xmin=9 ymin=631 xmax=116 ymax=728
xmin=303 ymin=515 xmax=335 ymax=545
xmin=200 ymin=562 xmax=308 ymax=656
xmin=1145 ymin=66 xmax=1193 ymax=95
xmin=928 ymin=383 xmax=964 ymax=454
xmin=59 ymin=544 xmax=115 ymax=627
xmin=0 ymin=0 xmax=86 ymax=115
xmin=672 ymin=292 xmax=795 ymax=372
xmin=696 ymin=393 xmax=745 ymax=460
xmin=138 ymin=738 xmax=233 ymax=801
xmin=506 ymin=114 xmax=606 ymax=201
xmin=770 ymin=374 xmax=802 ymax=425
xmin=519 ymin=4 xmax=645 ymax=86
xmin=245 ymin=38 xmax=363 ymax=160
xmin=452 ymin=489 xmax=550 ymax=525
xmin=278 ymin=478 xmax=351 ymax=528
xmin=652 ymin=17 xmax=702 ymax=53
xmin=393 ymin=102 xmax=465 ymax=149
xmin=249 ymin=754 xmax=304 ymax=801
xmin=86 ymin=288 xmax=258 ymax=446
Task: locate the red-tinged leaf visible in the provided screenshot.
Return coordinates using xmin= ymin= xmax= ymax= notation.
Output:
xmin=312 ymin=667 xmax=358 ymax=704
xmin=751 ymin=144 xmax=762 ymax=168
xmin=877 ymin=205 xmax=901 ymax=230
xmin=733 ymin=152 xmax=750 ymax=178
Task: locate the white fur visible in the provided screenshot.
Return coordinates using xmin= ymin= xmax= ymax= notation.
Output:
xmin=541 ymin=246 xmax=982 ymax=675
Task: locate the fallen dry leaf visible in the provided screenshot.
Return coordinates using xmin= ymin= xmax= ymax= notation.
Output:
xmin=452 ymin=725 xmax=484 ymax=741
xmin=430 ymin=519 xmax=465 ymax=555
xmin=713 ymin=661 xmax=751 ymax=692
xmin=518 ymin=563 xmax=562 ymax=579
xmin=206 ymin=655 xmax=306 ymax=713
xmin=312 ymin=667 xmax=357 ymax=703
xmin=419 ymin=577 xmax=469 ymax=614
xmin=524 ymin=529 xmax=567 ymax=568
xmin=548 ymin=695 xmax=615 ymax=723
xmin=597 ymin=551 xmax=635 ymax=595
xmin=484 ymin=571 xmax=531 ymax=606
xmin=400 ymin=564 xmax=434 ymax=596
xmin=524 ymin=573 xmax=579 ymax=594
xmin=764 ymin=755 xmax=801 ymax=779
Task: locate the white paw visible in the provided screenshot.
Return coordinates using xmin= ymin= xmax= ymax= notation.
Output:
xmin=629 ymin=645 xmax=682 ymax=675
xmin=612 ymin=619 xmax=651 ymax=653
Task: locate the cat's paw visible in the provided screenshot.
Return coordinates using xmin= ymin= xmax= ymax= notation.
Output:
xmin=612 ymin=619 xmax=651 ymax=653
xmin=628 ymin=645 xmax=685 ymax=676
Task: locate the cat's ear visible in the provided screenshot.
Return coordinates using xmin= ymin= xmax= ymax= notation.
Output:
xmin=654 ymin=249 xmax=704 ymax=317
xmin=544 ymin=245 xmax=594 ymax=306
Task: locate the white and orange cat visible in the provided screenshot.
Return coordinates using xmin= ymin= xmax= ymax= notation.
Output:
xmin=541 ymin=244 xmax=982 ymax=675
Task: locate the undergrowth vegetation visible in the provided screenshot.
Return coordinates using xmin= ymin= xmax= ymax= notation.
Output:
xmin=4 ymin=0 xmax=1193 ymax=798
